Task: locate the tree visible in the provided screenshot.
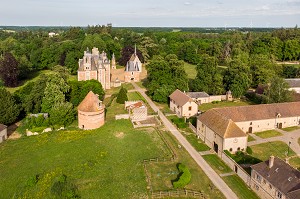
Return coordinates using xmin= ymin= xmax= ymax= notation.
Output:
xmin=0 ymin=52 xmax=19 ymax=87
xmin=191 ymin=55 xmax=224 ymax=95
xmin=0 ymin=87 xmax=20 ymax=125
xmin=224 ymin=59 xmax=252 ymax=98
xmin=41 ymin=74 xmax=70 ymax=113
xmin=118 ymin=46 xmax=144 ymax=66
xmin=263 ymin=76 xmax=292 ymax=103
xmin=49 ymin=102 xmax=75 ymax=126
xmin=116 ymin=87 xmax=128 ymax=104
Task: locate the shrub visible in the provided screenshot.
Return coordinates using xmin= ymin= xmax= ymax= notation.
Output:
xmin=171 ymin=118 xmax=188 ymax=129
xmin=172 ymin=163 xmax=191 ymax=189
xmin=26 ymin=174 xmax=40 ymax=187
xmin=246 ymin=147 xmax=253 ymax=155
xmin=116 ymin=87 xmax=128 ymax=104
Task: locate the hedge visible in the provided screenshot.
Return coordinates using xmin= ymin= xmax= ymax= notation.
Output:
xmin=172 ymin=163 xmax=191 ymax=188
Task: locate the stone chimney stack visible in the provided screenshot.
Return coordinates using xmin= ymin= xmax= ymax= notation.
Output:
xmin=269 ymin=156 xmax=274 ymax=168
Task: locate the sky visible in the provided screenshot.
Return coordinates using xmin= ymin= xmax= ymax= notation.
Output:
xmin=0 ymin=0 xmax=300 ymax=27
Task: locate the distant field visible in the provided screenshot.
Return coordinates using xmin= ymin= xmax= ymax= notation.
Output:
xmin=199 ymin=100 xmax=253 ymax=112
xmin=184 ymin=62 xmax=197 ymax=79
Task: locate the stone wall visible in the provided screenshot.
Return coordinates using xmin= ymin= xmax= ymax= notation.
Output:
xmin=0 ymin=128 xmax=7 ymax=143
xmin=78 ymin=109 xmax=105 ymax=130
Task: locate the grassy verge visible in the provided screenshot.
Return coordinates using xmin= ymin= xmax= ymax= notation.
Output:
xmin=282 ymin=126 xmax=300 ymax=132
xmin=105 ymin=83 xmax=134 ymax=95
xmin=199 ymin=100 xmax=253 ymax=112
xmin=255 ymin=130 xmax=282 ymax=139
xmin=184 ymin=62 xmax=197 ymax=79
xmin=222 ymin=175 xmax=260 ymax=199
xmin=289 ymin=157 xmax=300 ymax=170
xmin=202 ymin=154 xmax=232 ymax=174
xmin=248 ymin=135 xmax=256 ymax=142
xmin=181 ymin=129 xmax=210 ymax=152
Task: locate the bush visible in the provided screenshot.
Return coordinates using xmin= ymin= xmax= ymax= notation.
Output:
xmin=171 ymin=118 xmax=188 ymax=129
xmin=172 ymin=163 xmax=191 ymax=189
xmin=116 ymin=87 xmax=128 ymax=104
xmin=246 ymin=147 xmax=253 ymax=155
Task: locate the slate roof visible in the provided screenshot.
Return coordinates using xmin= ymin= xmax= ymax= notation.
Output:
xmin=285 ymin=78 xmax=300 ymax=88
xmin=198 ymin=109 xmax=247 ymax=138
xmin=251 ymin=157 xmax=300 ymax=198
xmin=212 ymin=102 xmax=300 ymax=122
xmin=0 ymin=124 xmax=7 ymax=132
xmin=186 ymin=92 xmax=209 ymax=98
xmin=78 ymin=91 xmax=105 ymax=112
xmin=169 ymin=89 xmax=194 ymax=107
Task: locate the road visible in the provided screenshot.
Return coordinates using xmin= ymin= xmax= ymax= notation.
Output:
xmin=131 ymin=82 xmax=238 ymax=199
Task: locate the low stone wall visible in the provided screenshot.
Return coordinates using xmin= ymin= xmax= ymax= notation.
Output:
xmin=115 ymin=114 xmax=130 ymax=120
xmin=221 ymin=152 xmax=251 ymax=186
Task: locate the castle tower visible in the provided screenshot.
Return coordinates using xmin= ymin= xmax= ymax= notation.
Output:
xmin=111 ymin=53 xmax=116 ymax=69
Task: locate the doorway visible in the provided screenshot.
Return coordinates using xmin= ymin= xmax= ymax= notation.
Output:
xmin=277 ymin=123 xmax=282 ymax=129
xmin=213 ymin=142 xmax=218 ymax=153
xmin=248 ymin=127 xmax=253 ymax=134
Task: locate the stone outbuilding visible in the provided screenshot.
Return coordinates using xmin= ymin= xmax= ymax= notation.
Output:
xmin=169 ymin=89 xmax=198 ymax=118
xmin=125 ymin=101 xmax=147 ymax=121
xmin=78 ymin=91 xmax=105 ymax=130
xmin=0 ymin=124 xmax=8 ymax=143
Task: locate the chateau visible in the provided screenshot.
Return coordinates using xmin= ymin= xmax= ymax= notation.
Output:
xmin=77 ymin=47 xmax=116 ymax=90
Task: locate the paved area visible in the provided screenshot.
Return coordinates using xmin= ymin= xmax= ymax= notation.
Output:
xmin=131 ymin=82 xmax=238 ymax=199
xmin=220 ymin=172 xmax=236 ymax=177
xmin=248 ymin=129 xmax=300 ymax=156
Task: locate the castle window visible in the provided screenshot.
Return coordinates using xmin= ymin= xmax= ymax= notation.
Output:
xmin=277 ymin=191 xmax=282 ymax=199
xmin=229 ymin=148 xmax=232 ymax=152
xmin=188 ymin=106 xmax=192 ymax=111
xmin=237 ymin=147 xmax=240 ymax=151
xmin=250 ymin=122 xmax=252 ymax=125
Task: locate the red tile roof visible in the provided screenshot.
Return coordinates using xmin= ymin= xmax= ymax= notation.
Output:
xmin=78 ymin=91 xmax=105 ymax=112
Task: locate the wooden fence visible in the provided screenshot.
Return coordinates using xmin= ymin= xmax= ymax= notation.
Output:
xmin=151 ymin=189 xmax=205 ymax=199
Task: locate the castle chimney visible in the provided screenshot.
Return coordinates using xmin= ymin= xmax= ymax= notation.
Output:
xmin=269 ymin=156 xmax=274 ymax=168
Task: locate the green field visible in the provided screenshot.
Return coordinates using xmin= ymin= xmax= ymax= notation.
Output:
xmin=199 ymin=101 xmax=253 ymax=112
xmin=0 ymin=120 xmax=171 ymax=198
xmin=222 ymin=175 xmax=260 ymax=199
xmin=184 ymin=62 xmax=197 ymax=79
xmin=255 ymin=130 xmax=282 ymax=139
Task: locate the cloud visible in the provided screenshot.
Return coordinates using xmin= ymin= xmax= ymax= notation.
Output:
xmin=184 ymin=2 xmax=191 ymax=6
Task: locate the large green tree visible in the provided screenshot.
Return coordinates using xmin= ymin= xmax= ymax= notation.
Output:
xmin=263 ymin=76 xmax=292 ymax=103
xmin=0 ymin=52 xmax=19 ymax=87
xmin=0 ymin=87 xmax=20 ymax=125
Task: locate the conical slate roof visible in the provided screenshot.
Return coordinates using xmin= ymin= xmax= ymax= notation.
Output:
xmin=78 ymin=91 xmax=104 ymax=112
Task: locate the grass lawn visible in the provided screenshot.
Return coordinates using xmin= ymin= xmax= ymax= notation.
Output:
xmin=199 ymin=100 xmax=253 ymax=112
xmin=289 ymin=157 xmax=300 ymax=170
xmin=0 ymin=120 xmax=172 ymax=198
xmin=202 ymin=154 xmax=232 ymax=174
xmin=249 ymin=141 xmax=297 ymax=162
xmin=248 ymin=135 xmax=256 ymax=142
xmin=135 ymin=81 xmax=146 ymax=89
xmin=154 ymin=101 xmax=173 ymax=114
xmin=282 ymin=126 xmax=300 ymax=132
xmin=184 ymin=62 xmax=197 ymax=79
xmin=255 ymin=130 xmax=282 ymax=139
xmin=222 ymin=175 xmax=260 ymax=199
xmin=105 ymin=83 xmax=134 ymax=95
xmin=147 ymin=130 xmax=225 ymax=199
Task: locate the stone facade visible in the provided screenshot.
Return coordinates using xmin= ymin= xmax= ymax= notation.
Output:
xmin=169 ymin=89 xmax=198 ymax=118
xmin=125 ymin=101 xmax=147 ymax=121
xmin=124 ymin=45 xmax=142 ymax=82
xmin=78 ymin=91 xmax=105 ymax=130
xmin=78 ymin=47 xmax=115 ymax=90
xmin=197 ymin=110 xmax=247 ymax=156
xmin=0 ymin=124 xmax=7 ymax=143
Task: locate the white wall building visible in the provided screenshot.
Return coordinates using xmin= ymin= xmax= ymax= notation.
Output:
xmin=169 ymin=89 xmax=198 ymax=118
